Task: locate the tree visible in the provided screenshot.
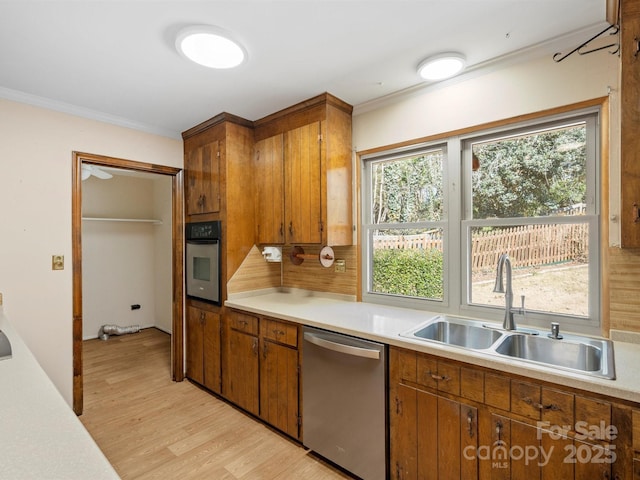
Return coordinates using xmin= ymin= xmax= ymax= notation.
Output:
xmin=371 ymin=150 xmax=443 ymax=227
xmin=471 ymin=124 xmax=586 ymax=219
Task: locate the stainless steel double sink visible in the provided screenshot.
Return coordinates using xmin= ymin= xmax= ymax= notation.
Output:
xmin=400 ymin=316 xmax=615 ymax=380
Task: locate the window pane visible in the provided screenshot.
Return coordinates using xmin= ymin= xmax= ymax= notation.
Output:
xmin=469 ymin=224 xmax=589 ymax=316
xmin=371 ymin=229 xmax=443 ymax=300
xmin=471 ymin=123 xmax=586 ymax=219
xmin=371 ymin=150 xmax=443 ymax=224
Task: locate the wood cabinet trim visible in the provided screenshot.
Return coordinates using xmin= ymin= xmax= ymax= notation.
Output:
xmin=182 ymin=112 xmax=253 ymax=140
xmin=254 ymin=92 xmax=352 ymax=130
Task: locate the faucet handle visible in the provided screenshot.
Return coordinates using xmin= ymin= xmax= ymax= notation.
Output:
xmin=519 ymin=295 xmax=526 ymax=318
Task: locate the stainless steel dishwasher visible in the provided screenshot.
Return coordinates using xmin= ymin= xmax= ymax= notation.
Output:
xmin=302 ymin=326 xmax=387 ymax=480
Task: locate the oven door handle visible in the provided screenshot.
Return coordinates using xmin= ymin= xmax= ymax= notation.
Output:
xmin=303 ymin=332 xmax=380 ymax=360
xmin=186 ymin=239 xmax=219 ymax=245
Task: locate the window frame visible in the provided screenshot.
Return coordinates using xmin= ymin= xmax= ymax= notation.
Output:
xmin=360 ymin=106 xmax=602 ymax=335
xmin=361 ymin=141 xmax=452 ymax=310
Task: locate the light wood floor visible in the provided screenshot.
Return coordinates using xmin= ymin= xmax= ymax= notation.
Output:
xmin=80 ymin=328 xmax=353 ymax=480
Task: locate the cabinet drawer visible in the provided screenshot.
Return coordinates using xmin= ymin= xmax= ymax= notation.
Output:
xmin=416 ymin=354 xmax=460 ymax=395
xmin=542 ymin=388 xmax=573 ymax=427
xmin=416 ymin=354 xmax=439 ymax=389
xmin=460 ymin=367 xmax=484 ymax=403
xmin=227 ymin=310 xmax=259 ymax=336
xmin=511 ymin=380 xmax=542 ymax=420
xmin=485 ymin=373 xmax=510 ymax=411
xmin=261 ymin=318 xmax=298 ymax=347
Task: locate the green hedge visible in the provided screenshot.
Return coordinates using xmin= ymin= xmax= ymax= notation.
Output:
xmin=372 ymin=248 xmax=443 ymax=299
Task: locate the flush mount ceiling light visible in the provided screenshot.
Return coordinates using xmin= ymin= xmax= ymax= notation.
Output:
xmin=417 ymin=52 xmax=466 ymax=81
xmin=175 ymin=25 xmax=247 ymax=69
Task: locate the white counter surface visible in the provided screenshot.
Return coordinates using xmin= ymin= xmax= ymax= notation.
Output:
xmin=0 ymin=311 xmax=119 ymax=480
xmin=226 ymin=289 xmax=640 ymax=404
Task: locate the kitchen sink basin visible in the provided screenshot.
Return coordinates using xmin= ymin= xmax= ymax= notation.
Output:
xmin=400 ymin=316 xmax=616 ymax=380
xmin=494 ymin=333 xmax=615 ymax=379
xmin=409 ymin=318 xmax=503 ymax=350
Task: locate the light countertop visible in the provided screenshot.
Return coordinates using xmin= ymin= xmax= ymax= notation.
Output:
xmin=0 ymin=311 xmax=120 ymax=480
xmin=226 ymin=289 xmax=640 ymax=404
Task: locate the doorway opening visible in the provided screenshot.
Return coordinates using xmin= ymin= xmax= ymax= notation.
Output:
xmin=72 ymin=152 xmax=184 ymax=415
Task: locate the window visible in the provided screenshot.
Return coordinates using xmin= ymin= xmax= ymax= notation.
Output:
xmin=364 ymin=146 xmax=447 ymax=302
xmin=361 ymin=108 xmax=600 ymax=332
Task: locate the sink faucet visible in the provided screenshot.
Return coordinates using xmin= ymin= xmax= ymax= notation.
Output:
xmin=493 ymin=253 xmax=517 ymax=330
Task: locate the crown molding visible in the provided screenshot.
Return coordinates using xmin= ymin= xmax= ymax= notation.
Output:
xmin=353 ymin=22 xmax=612 ymax=116
xmin=0 ymin=86 xmax=180 ymax=139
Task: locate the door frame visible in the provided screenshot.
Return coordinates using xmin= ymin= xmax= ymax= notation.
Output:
xmin=72 ymin=151 xmax=184 ymax=415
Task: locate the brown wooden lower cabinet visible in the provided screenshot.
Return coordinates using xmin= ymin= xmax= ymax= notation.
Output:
xmin=259 ymin=331 xmax=300 ymax=438
xmin=223 ymin=310 xmax=260 ymax=416
xmin=185 ymin=305 xmax=221 ymax=394
xmin=221 ymin=309 xmax=301 ymax=440
xmin=390 ymin=346 xmax=635 ymax=480
xmin=483 ymin=414 xmax=613 ymax=480
xmin=391 ymin=383 xmax=477 ymax=480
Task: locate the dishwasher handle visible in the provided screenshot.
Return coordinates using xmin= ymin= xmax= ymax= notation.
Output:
xmin=303 ymin=332 xmax=381 ymax=360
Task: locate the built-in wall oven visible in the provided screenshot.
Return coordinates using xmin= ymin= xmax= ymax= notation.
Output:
xmin=185 ymin=221 xmax=221 ymax=304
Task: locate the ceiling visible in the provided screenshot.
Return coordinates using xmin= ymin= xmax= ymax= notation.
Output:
xmin=0 ymin=1 xmax=609 ymax=139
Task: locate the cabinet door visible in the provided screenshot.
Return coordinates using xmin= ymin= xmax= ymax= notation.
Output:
xmin=259 ymin=340 xmax=299 ymax=438
xmin=185 ymin=306 xmax=204 ymax=385
xmin=284 ymin=121 xmax=322 ymax=244
xmin=225 ymin=329 xmax=259 ymax=415
xmin=185 ymin=142 xmax=220 ymax=215
xmin=254 ymin=134 xmax=285 ymax=244
xmin=390 ymin=384 xmax=418 ymax=480
xmin=621 ymin=0 xmax=640 ymax=247
xmin=202 ymin=310 xmax=221 ymax=394
xmin=390 ymin=384 xmax=478 ymax=480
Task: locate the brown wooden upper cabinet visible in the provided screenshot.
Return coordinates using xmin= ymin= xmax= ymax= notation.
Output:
xmin=620 ymin=0 xmax=640 ymax=247
xmin=253 ymin=93 xmax=353 ymax=246
xmin=185 ymin=141 xmax=220 ymax=216
xmin=253 ymin=133 xmax=285 ymax=244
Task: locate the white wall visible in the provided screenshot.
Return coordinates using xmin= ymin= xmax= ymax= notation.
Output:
xmin=0 ymin=98 xmax=182 ymax=406
xmin=353 ymin=52 xmax=620 ymax=245
xmin=82 ymin=173 xmax=173 ymax=339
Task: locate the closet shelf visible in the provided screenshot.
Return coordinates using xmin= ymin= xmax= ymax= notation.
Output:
xmin=82 ymin=217 xmax=163 ymax=225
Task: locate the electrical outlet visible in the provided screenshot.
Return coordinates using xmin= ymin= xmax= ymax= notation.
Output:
xmin=52 ymin=255 xmax=64 ymax=270
xmin=334 ymin=259 xmax=346 ymax=273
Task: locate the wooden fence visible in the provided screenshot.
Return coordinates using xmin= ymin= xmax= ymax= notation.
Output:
xmin=373 ymin=223 xmax=588 ymax=271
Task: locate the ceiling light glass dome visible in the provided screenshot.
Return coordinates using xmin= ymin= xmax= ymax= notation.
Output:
xmin=417 ymin=53 xmax=466 ymax=81
xmin=176 ymin=25 xmax=247 ymax=69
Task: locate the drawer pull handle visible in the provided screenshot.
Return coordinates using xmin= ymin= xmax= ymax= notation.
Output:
xmin=429 ymin=372 xmax=450 ymax=382
xmin=522 ymin=397 xmax=560 ymax=411
xmin=273 ymin=329 xmax=285 ymax=336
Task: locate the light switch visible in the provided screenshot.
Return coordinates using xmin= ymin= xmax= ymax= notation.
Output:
xmin=52 ymin=255 xmax=64 ymax=270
